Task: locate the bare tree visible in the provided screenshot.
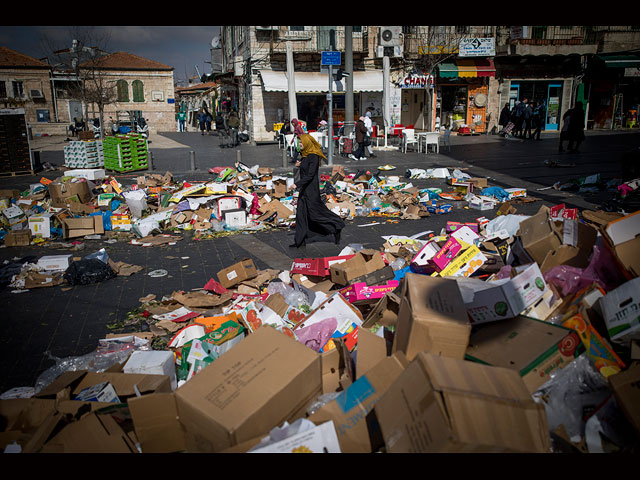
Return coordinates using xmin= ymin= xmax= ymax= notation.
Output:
xmin=39 ymin=27 xmax=117 ymax=140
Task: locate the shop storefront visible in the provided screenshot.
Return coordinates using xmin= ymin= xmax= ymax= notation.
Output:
xmin=508 ymin=80 xmax=564 ymax=131
xmin=397 ymin=72 xmax=434 ymax=130
xmin=435 ymin=58 xmax=495 ymax=133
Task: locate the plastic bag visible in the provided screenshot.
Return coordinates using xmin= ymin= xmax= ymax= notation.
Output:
xmin=485 ymin=214 xmax=530 ymax=237
xmin=83 ymin=248 xmax=109 ymax=264
xmin=480 ymin=186 xmax=510 ymax=201
xmin=295 ymin=317 xmax=337 ymax=353
xmin=306 ymin=392 xmax=341 ymax=416
xmin=63 ymin=259 xmax=117 ymax=285
xmin=366 ymin=195 xmax=382 ymax=210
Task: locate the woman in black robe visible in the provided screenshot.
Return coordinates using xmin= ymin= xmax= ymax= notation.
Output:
xmin=290 ymin=132 xmax=345 ymax=248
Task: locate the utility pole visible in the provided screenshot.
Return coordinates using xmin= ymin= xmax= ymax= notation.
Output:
xmin=286 ymin=42 xmax=298 ymax=122
xmin=344 ymin=26 xmax=354 ymax=137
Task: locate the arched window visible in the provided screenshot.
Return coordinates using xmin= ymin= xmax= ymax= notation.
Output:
xmin=132 ymin=80 xmax=144 ymax=102
xmin=116 ymin=80 xmax=129 ymax=102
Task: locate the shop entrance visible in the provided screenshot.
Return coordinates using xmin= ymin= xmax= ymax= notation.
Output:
xmin=401 ymin=89 xmax=427 ymax=129
xmin=437 ymin=85 xmax=468 ymax=131
xmin=510 ymin=81 xmax=564 ymax=131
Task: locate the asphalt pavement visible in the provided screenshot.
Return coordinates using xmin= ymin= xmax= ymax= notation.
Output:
xmin=1 ymin=128 xmax=639 ymax=395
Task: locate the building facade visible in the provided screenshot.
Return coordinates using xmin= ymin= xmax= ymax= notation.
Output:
xmin=219 ymin=26 xmax=640 ymax=144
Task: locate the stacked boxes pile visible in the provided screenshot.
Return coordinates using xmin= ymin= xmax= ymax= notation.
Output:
xmin=103 ymin=134 xmax=148 ymax=173
xmin=63 ymin=140 xmax=104 ymax=169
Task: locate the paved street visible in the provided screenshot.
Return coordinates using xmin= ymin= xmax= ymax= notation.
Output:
xmin=1 ymin=128 xmax=638 ymax=395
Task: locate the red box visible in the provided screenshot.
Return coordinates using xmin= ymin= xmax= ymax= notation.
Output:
xmin=290 ymin=255 xmax=355 ymax=277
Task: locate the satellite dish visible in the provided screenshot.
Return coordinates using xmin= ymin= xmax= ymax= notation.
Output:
xmin=211 ymin=36 xmax=221 ymax=49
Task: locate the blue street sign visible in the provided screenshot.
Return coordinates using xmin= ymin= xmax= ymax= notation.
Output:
xmin=321 ymin=51 xmax=341 ymax=66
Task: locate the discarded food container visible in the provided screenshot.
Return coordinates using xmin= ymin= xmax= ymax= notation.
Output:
xmin=123 ymin=350 xmax=178 ymax=391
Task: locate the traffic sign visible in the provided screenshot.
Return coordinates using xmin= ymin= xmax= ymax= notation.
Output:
xmin=321 ymin=51 xmax=341 ymax=66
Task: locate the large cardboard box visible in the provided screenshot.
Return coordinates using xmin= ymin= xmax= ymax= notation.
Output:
xmin=465 ymin=315 xmax=583 ymax=393
xmin=291 ymin=255 xmax=354 ymax=277
xmin=608 ymin=363 xmax=640 ymax=436
xmin=216 ymin=258 xmax=258 ymax=289
xmin=517 ymin=205 xmax=562 ymax=266
xmin=603 ymin=210 xmax=640 ymax=279
xmin=28 ymin=212 xmax=53 ymax=238
xmin=374 ymin=352 xmax=550 ymax=453
xmin=48 ymin=180 xmax=92 ymax=208
xmin=129 ymin=326 xmax=322 ymax=453
xmin=330 ymin=249 xmax=385 ymax=286
xmin=392 ymin=273 xmax=471 ymax=361
xmin=307 ymin=353 xmax=409 ymax=453
xmin=539 ymin=220 xmax=598 ymax=274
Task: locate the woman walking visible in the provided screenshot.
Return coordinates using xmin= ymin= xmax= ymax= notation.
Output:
xmin=290 ymin=125 xmax=345 ymax=248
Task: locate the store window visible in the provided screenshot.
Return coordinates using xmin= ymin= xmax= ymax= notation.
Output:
xmin=0 ymin=81 xmax=6 ymax=98
xmin=117 ymin=80 xmax=129 ymax=102
xmin=132 ymin=80 xmax=144 ymax=102
xmin=437 ymin=85 xmax=468 ymax=131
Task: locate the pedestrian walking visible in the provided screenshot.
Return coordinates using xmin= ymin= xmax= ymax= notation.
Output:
xmin=289 ymin=118 xmax=305 ymax=164
xmin=499 ymin=103 xmax=511 ymax=129
xmin=349 ymin=117 xmax=368 ymax=161
xmin=198 ymin=110 xmax=206 ymax=135
xmin=567 ymin=101 xmax=586 ymax=153
xmin=532 ymin=100 xmax=545 ymax=140
xmin=558 ymin=107 xmax=573 ymax=153
xmin=364 ymin=111 xmax=376 ymax=158
xmin=290 ymin=132 xmax=345 ymax=249
xmin=523 ymin=100 xmax=533 ymax=139
xmin=178 ymin=110 xmax=187 ymax=132
xmin=205 ymin=112 xmax=212 ymax=134
xmin=227 ymin=109 xmax=240 ymax=147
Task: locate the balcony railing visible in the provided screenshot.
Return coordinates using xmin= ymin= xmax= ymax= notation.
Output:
xmin=503 ymin=26 xmax=640 ymax=45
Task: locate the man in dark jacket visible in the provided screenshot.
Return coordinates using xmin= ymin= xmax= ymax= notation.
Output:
xmin=349 ymin=117 xmax=368 ymax=161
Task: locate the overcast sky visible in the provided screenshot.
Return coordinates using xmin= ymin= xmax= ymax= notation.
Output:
xmin=0 ymin=26 xmax=220 ymax=85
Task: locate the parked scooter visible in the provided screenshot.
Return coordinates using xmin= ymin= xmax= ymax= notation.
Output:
xmin=91 ymin=119 xmax=101 ymax=139
xmin=136 ymin=117 xmax=150 ymax=143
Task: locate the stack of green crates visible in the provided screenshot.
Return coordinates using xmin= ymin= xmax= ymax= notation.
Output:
xmin=103 ymin=134 xmax=148 ymax=173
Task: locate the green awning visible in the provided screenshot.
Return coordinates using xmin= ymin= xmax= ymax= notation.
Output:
xmin=597 ymin=54 xmax=640 ymax=68
xmin=438 ymin=58 xmax=495 ymax=78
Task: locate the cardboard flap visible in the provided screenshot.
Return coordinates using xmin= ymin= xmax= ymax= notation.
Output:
xmin=128 ymin=393 xmax=187 ymax=453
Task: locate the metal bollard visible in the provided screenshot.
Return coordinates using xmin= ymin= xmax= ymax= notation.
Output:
xmin=189 ymin=151 xmax=196 ymax=171
xmin=148 ymin=151 xmax=154 ymax=171
xmin=236 ymin=150 xmax=242 ymax=165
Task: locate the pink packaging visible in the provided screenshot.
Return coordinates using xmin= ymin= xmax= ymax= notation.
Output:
xmin=432 ymin=237 xmax=464 ymax=271
xmin=340 ymin=280 xmax=399 ymax=303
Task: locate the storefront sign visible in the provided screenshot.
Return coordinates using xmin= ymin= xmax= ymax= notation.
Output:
xmin=459 ymin=38 xmax=496 ymax=57
xmin=418 ymin=45 xmax=458 ymax=55
xmin=399 ymin=74 xmax=434 ymax=89
xmin=625 ymin=67 xmax=640 ymax=77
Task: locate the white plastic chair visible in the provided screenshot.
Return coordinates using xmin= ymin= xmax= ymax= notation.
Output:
xmin=402 ymin=129 xmax=418 ymax=153
xmin=422 ymin=132 xmax=439 ymax=154
xmin=284 ymin=134 xmax=296 ymax=157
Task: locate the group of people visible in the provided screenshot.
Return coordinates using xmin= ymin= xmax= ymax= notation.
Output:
xmin=177 ymin=108 xmax=241 ymax=148
xmin=499 ymin=98 xmax=586 ymax=153
xmin=499 ymin=98 xmax=546 ymax=140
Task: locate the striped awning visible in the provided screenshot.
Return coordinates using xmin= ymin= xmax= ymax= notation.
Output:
xmin=259 ymin=70 xmax=383 ymax=93
xmin=438 ymin=58 xmax=495 ymax=78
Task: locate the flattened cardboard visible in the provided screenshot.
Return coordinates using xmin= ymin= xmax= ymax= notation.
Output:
xmin=608 ymin=363 xmax=640 ymax=436
xmin=374 ymin=352 xmax=550 ymax=453
xmin=603 ymin=210 xmax=640 ymax=279
xmin=355 ymin=328 xmax=388 ymax=379
xmin=465 ymin=315 xmax=583 ymax=393
xmin=392 ymin=273 xmax=471 ymax=361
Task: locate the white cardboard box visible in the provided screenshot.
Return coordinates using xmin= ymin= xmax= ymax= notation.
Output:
xmin=28 ymin=213 xmax=53 ymax=238
xmin=598 ymin=277 xmax=640 ymax=345
xmin=64 ymin=169 xmax=106 ymax=181
xmin=123 ymin=350 xmax=177 ymax=390
xmin=74 ymin=381 xmax=120 ymax=403
xmin=37 ymin=254 xmax=73 ymax=271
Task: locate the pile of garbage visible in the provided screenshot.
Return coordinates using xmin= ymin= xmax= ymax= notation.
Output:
xmin=1 ymin=179 xmax=639 ymax=453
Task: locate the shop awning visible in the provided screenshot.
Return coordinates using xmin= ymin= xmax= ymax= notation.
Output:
xmin=438 ymin=58 xmax=496 ymax=78
xmin=259 ymin=70 xmax=383 ymax=93
xmin=597 ymin=54 xmax=640 ymax=68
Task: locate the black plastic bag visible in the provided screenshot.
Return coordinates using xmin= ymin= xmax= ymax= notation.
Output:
xmin=63 ymin=259 xmax=117 ymax=286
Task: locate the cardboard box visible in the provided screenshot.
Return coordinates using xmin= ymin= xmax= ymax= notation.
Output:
xmin=374 ymin=352 xmax=550 ymax=452
xmin=48 ymin=180 xmax=92 ymax=208
xmin=504 ymin=187 xmax=527 ymax=200
xmin=598 ymin=277 xmax=640 ymax=345
xmin=37 ymin=255 xmax=73 ymax=271
xmin=330 ymin=249 xmax=385 ymax=286
xmin=307 ymin=353 xmax=409 ymax=453
xmin=539 ymin=220 xmax=598 ymax=274
xmin=216 ymin=258 xmax=258 ymax=289
xmin=129 ymin=326 xmax=323 ymax=453
xmin=2 ymin=205 xmax=28 ymax=231
xmin=392 ymin=273 xmax=471 ymax=361
xmin=64 ymin=168 xmax=106 ymax=181
xmin=517 ymin=206 xmax=562 ymax=266
xmin=431 ymin=237 xmax=464 ymax=272
xmin=4 ymin=229 xmax=31 ymax=246
xmin=350 ymin=265 xmax=395 ymax=287
xmin=436 ymin=244 xmax=487 ymax=278
xmin=465 ymin=316 xmax=583 ymax=393
xmin=123 ymin=350 xmax=177 ymax=391
xmin=74 ymin=381 xmax=121 ymax=403
xmin=61 ymin=215 xmax=104 ymax=239
xmin=291 ymin=255 xmax=354 ymax=277
xmin=340 ymin=280 xmax=399 ymax=304
xmin=603 ymin=210 xmax=640 ymax=279
xmin=223 ymin=208 xmax=247 ymax=228
xmin=608 ymin=363 xmax=640 ymax=436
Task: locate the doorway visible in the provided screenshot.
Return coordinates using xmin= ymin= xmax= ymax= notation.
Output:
xmin=69 ymin=101 xmax=83 ymax=123
xmin=401 ymin=89 xmax=427 ymax=129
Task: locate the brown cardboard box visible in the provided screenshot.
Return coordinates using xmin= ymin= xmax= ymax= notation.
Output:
xmin=61 ymin=215 xmax=104 ymax=238
xmin=307 ymin=353 xmax=409 ymax=453
xmin=539 ymin=220 xmax=598 ymax=274
xmin=4 ymin=229 xmax=31 ymax=246
xmin=374 ymin=352 xmax=550 ymax=453
xmin=517 ymin=205 xmax=562 ymax=266
xmin=362 ymin=292 xmax=402 ymax=330
xmin=330 ymin=249 xmax=385 ymax=286
xmin=465 ymin=315 xmax=584 ymax=393
xmin=609 ymin=363 xmax=640 ymax=436
xmin=216 ymin=258 xmax=258 ymax=289
xmin=602 ymin=210 xmax=640 ymax=279
xmin=48 ymin=180 xmax=92 ymax=208
xmin=129 ymin=326 xmax=322 ymax=453
xmin=356 ymin=328 xmax=388 ymax=379
xmin=392 ymin=273 xmax=471 ymax=361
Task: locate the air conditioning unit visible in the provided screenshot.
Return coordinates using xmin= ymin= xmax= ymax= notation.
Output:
xmin=256 ymin=26 xmax=278 ymax=31
xmin=379 ymin=26 xmax=402 ymax=47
